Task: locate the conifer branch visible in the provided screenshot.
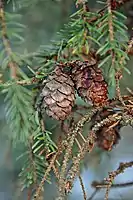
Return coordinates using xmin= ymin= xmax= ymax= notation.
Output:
xmin=33 ymin=136 xmax=64 ymax=200
xmin=96 ymin=0 xmax=129 ymax=99
xmin=88 ymin=180 xmax=133 ymax=200
xmin=104 ymin=161 xmax=133 ymax=200
xmin=115 ymin=73 xmax=126 ymax=106
xmin=57 ymin=108 xmax=99 ymax=199
xmin=92 ymin=180 xmax=133 ymax=188
xmin=121 ymin=112 xmax=133 ymax=127
xmin=33 ymin=151 xmax=57 ymax=200
xmin=107 ymin=0 xmax=114 ymax=42
xmin=65 ymin=112 xmax=122 ymax=192
xmin=0 ymin=77 xmax=38 ymax=87
xmin=107 ymin=0 xmax=119 ymax=102
xmin=88 ymin=0 xmax=131 ymax=24
xmin=78 ymin=175 xmax=87 ymax=200
xmin=1 ymin=1 xmax=133 ymax=200
xmin=65 ymin=131 xmax=96 ymax=194
xmin=0 ymin=0 xmax=17 ymax=79
xmin=92 ymin=113 xmax=122 ymax=132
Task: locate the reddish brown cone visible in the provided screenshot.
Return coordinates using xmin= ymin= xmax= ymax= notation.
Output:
xmin=70 ymin=60 xmax=108 ymax=106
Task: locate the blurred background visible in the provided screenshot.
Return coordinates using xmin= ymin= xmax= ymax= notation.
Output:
xmin=0 ymin=0 xmax=133 ymax=199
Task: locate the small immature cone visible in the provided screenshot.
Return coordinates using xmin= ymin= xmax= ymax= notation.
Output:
xmin=96 ymin=125 xmax=120 ymax=151
xmin=40 ymin=65 xmax=75 ymax=120
xmin=92 ymin=109 xmax=121 ymax=151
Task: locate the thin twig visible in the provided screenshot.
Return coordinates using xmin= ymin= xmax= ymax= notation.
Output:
xmin=34 ymin=153 xmax=57 ymax=199
xmin=0 ymin=78 xmax=38 ymax=87
xmin=65 ymin=131 xmax=96 ymax=193
xmin=79 ymin=174 xmax=87 ymax=200
xmin=34 ymin=137 xmax=65 ymax=200
xmin=92 ymin=180 xmax=133 ymax=189
xmin=87 ymin=180 xmax=133 ymax=200
xmin=115 ymin=73 xmax=126 ymax=106
xmin=104 ymin=161 xmax=133 ymax=200
xmin=53 ymin=165 xmax=60 ymax=180
xmin=107 ymin=0 xmax=114 ymax=42
xmin=57 ymin=108 xmax=99 ymax=200
xmin=75 ymin=138 xmax=82 ymax=150
xmin=92 ymin=113 xmax=122 ymax=132
xmin=79 ymin=131 xmax=86 ymax=143
xmin=121 ymin=112 xmax=133 ymax=127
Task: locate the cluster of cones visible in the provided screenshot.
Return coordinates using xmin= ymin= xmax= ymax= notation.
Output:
xmin=39 ymin=57 xmax=122 ymax=151
xmin=40 ymin=57 xmax=108 ymax=121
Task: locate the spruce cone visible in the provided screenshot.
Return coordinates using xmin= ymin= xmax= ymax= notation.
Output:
xmin=40 ymin=65 xmax=75 ymax=120
xmin=92 ymin=109 xmax=121 ymax=151
xmin=70 ymin=60 xmax=108 ymax=106
xmin=96 ymin=125 xmax=121 ymax=151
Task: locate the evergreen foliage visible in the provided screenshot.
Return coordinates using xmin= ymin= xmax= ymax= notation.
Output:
xmin=2 ymin=84 xmax=34 ymax=143
xmin=0 ymin=0 xmax=133 ymax=200
xmin=96 ymin=7 xmax=130 ymax=98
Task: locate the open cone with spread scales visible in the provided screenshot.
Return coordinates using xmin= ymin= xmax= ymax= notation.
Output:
xmin=40 ymin=64 xmax=75 ymax=120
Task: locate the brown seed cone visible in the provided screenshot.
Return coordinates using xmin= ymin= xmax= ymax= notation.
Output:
xmin=96 ymin=125 xmax=120 ymax=151
xmin=40 ymin=65 xmax=75 ymax=120
xmin=92 ymin=108 xmax=121 ymax=151
xmin=70 ymin=60 xmax=108 ymax=106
